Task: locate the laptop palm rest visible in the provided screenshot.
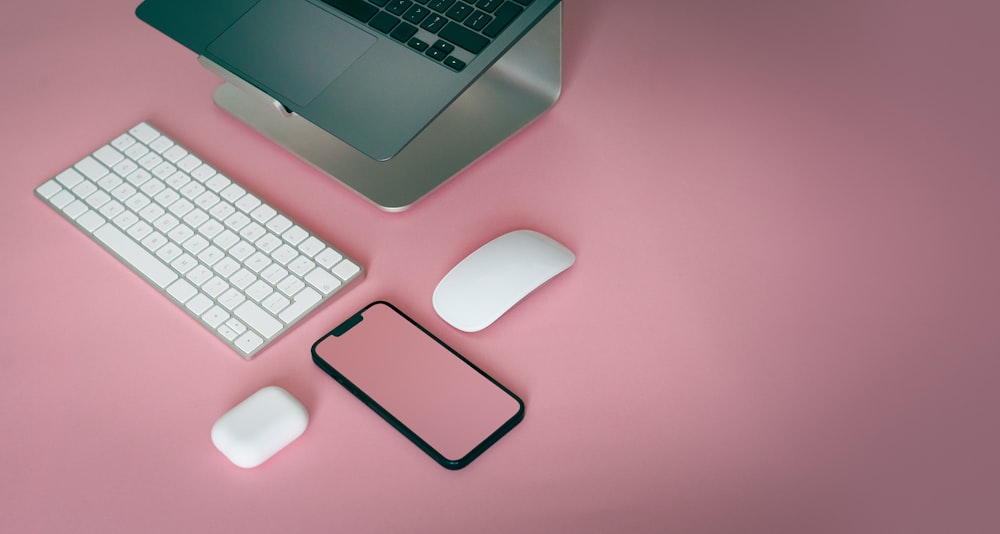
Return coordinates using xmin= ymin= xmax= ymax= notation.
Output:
xmin=200 ymin=4 xmax=562 ymax=212
xmin=206 ymin=0 xmax=375 ymax=107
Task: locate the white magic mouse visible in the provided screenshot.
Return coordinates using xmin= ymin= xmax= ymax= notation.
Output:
xmin=432 ymin=230 xmax=575 ymax=332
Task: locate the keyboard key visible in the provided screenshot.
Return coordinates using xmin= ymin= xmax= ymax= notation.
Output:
xmin=63 ymin=200 xmax=88 ymax=220
xmin=482 ymin=0 xmax=521 ymax=38
xmin=71 ymin=180 xmax=98 ymax=200
xmin=428 ymin=0 xmax=456 ymax=13
xmin=438 ymin=21 xmax=489 ymax=53
xmin=219 ymin=288 xmax=247 ymax=311
xmin=421 ymin=13 xmax=448 ymax=32
xmin=261 ymin=264 xmax=288 ymax=285
xmin=163 ymin=145 xmax=188 ymax=163
xmin=288 ymin=256 xmax=316 ymax=277
xmin=464 ymin=11 xmax=492 ymax=31
xmin=202 ymin=306 xmax=230 ymax=328
xmin=305 ymin=267 xmax=342 ymax=295
xmin=298 ymin=236 xmax=326 ymax=258
xmin=476 ymin=0 xmax=502 ymax=13
xmin=246 ymin=280 xmax=274 ymax=302
xmin=426 ymin=47 xmax=447 ymax=61
xmin=239 ymin=222 xmax=266 ymax=243
xmin=315 ymin=248 xmax=344 ymax=269
xmin=408 ymin=37 xmax=430 ymax=52
xmin=369 ymin=11 xmax=401 ymax=33
xmin=225 ymin=318 xmax=247 ymax=335
xmin=403 ymin=5 xmax=430 ymax=23
xmin=85 ymin=190 xmax=111 ymax=209
xmin=93 ymin=145 xmax=124 ymax=167
xmin=191 ymin=164 xmax=216 ymax=182
xmin=186 ymin=293 xmax=213 ymax=316
xmin=445 ymin=2 xmax=473 ymax=21
xmin=138 ymin=152 xmax=164 ymax=171
xmin=266 ymin=214 xmax=292 ymax=234
xmin=76 ymin=157 xmax=110 ymax=181
xmin=262 ymin=292 xmax=292 ymax=315
xmin=235 ymin=300 xmax=283 ymax=338
xmin=112 ymin=159 xmax=139 ymax=178
xmin=282 ymin=225 xmax=308 ymax=245
xmin=390 ymin=21 xmax=419 ymax=43
xmin=55 ymin=168 xmax=85 ymax=188
xmin=249 ymin=204 xmax=277 ymax=224
xmin=234 ymin=331 xmax=264 ymax=354
xmin=177 ymin=154 xmax=202 ymax=173
xmin=129 ymin=123 xmax=159 ymax=144
xmin=98 ymin=174 xmax=123 ymax=192
xmin=319 ymin=0 xmax=378 ymax=22
xmin=49 ymin=189 xmax=75 ymax=208
xmin=444 ymin=56 xmax=467 ymax=71
xmin=99 ymin=200 xmax=125 ymax=220
xmin=385 ymin=0 xmax=413 ymax=16
xmin=93 ymin=224 xmax=177 ymax=288
xmin=255 ymin=233 xmax=282 ymax=253
xmin=433 ymin=39 xmax=455 ymax=54
xmin=111 ymin=133 xmax=137 ymax=151
xmin=277 ymin=275 xmax=306 ymax=297
xmin=167 ymin=279 xmax=198 ymax=303
xmin=235 ymin=193 xmax=261 ymax=213
xmin=332 ymin=259 xmax=362 ymax=280
xmin=217 ymin=323 xmax=241 ymax=341
xmin=278 ymin=287 xmax=322 ymax=323
xmin=77 ymin=210 xmax=105 ymax=233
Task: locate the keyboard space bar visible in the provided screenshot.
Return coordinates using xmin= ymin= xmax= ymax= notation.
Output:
xmin=318 ymin=0 xmax=378 ymax=22
xmin=94 ymin=224 xmax=178 ymax=289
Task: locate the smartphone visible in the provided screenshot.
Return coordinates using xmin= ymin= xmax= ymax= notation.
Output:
xmin=311 ymin=301 xmax=524 ymax=469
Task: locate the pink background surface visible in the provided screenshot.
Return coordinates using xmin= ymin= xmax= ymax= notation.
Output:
xmin=2 ymin=1 xmax=998 ymax=532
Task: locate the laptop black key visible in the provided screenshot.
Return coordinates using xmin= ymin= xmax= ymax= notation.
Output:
xmin=390 ymin=21 xmax=418 ymax=42
xmin=428 ymin=0 xmax=455 ymax=12
xmin=438 ymin=21 xmax=489 ymax=53
xmin=476 ymin=0 xmax=503 ymax=12
xmin=321 ymin=0 xmax=378 ymax=22
xmin=404 ymin=5 xmax=431 ymax=23
xmin=385 ymin=0 xmax=412 ymax=16
xmin=482 ymin=1 xmax=521 ymax=38
xmin=426 ymin=47 xmax=447 ymax=61
xmin=464 ymin=11 xmax=491 ymax=31
xmin=407 ymin=37 xmax=430 ymax=51
xmin=432 ymin=39 xmax=455 ymax=54
xmin=369 ymin=11 xmax=401 ymax=33
xmin=445 ymin=2 xmax=474 ymax=22
xmin=443 ymin=56 xmax=466 ymax=71
xmin=422 ymin=14 xmax=448 ymax=32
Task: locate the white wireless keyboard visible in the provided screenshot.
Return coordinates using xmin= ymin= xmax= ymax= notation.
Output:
xmin=35 ymin=122 xmax=364 ymax=358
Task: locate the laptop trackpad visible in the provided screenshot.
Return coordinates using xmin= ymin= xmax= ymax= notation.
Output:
xmin=207 ymin=0 xmax=376 ymax=106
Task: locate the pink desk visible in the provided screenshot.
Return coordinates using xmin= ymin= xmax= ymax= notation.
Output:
xmin=3 ymin=1 xmax=999 ymax=532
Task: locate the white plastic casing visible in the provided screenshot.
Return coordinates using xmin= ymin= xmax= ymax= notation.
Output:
xmin=211 ymin=386 xmax=309 ymax=468
xmin=432 ymin=230 xmax=576 ymax=332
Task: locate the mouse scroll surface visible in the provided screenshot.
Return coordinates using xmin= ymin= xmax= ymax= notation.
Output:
xmin=432 ymin=230 xmax=575 ymax=332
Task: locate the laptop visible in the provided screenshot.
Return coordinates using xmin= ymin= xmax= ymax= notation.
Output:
xmin=135 ymin=0 xmax=562 ymax=162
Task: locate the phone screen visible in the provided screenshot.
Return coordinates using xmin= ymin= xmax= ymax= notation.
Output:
xmin=312 ymin=302 xmax=523 ymax=469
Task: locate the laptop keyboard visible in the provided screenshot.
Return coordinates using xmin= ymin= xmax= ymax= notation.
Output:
xmin=320 ymin=0 xmax=532 ymax=72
